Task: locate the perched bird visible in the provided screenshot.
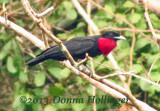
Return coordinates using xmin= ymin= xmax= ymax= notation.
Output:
xmin=27 ymin=31 xmax=126 ymax=66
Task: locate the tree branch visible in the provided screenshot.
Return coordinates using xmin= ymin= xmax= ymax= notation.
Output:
xmin=0 ymin=16 xmax=45 ymax=50
xmin=72 ymin=0 xmax=129 ymax=91
xmin=129 ymin=0 xmax=160 ymax=16
xmin=21 ymin=0 xmax=76 ymax=66
xmin=0 ymin=15 xmax=157 ymax=111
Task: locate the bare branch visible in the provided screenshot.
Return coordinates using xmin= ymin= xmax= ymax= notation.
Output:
xmin=72 ymin=0 xmax=129 ymax=91
xmin=89 ymin=0 xmax=158 ymax=45
xmin=128 ymin=32 xmax=136 ymax=87
xmin=129 ymin=0 xmax=160 ymax=16
xmin=36 ymin=6 xmax=54 ymax=18
xmin=148 ymin=54 xmax=160 ymax=77
xmin=21 ymin=0 xmax=76 ymax=66
xmin=0 ymin=15 xmax=157 ymax=111
xmin=100 ymin=27 xmax=160 ymax=33
xmin=72 ymin=0 xmax=99 ymax=33
xmin=99 ymin=72 xmax=160 ymax=89
xmin=144 ymin=0 xmax=160 ymax=41
xmin=0 ymin=16 xmax=45 ymax=50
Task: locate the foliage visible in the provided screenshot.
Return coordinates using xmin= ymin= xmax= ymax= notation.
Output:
xmin=0 ymin=0 xmax=160 ymax=110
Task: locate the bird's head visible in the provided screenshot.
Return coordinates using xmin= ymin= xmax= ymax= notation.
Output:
xmin=102 ymin=31 xmax=126 ymax=41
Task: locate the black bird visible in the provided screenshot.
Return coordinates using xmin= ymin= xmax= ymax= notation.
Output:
xmin=26 ymin=31 xmax=126 ymax=66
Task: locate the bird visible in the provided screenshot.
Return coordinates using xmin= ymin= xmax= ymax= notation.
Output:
xmin=26 ymin=31 xmax=126 ymax=66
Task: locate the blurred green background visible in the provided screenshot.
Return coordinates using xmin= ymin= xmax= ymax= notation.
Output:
xmin=0 ymin=0 xmax=160 ymax=110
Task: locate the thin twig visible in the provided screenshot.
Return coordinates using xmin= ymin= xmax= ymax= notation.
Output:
xmin=144 ymin=0 xmax=160 ymax=41
xmin=72 ymin=0 xmax=99 ymax=33
xmin=99 ymin=27 xmax=160 ymax=33
xmin=41 ymin=31 xmax=50 ymax=49
xmin=148 ymin=54 xmax=160 ymax=77
xmin=0 ymin=16 xmax=45 ymax=50
xmin=21 ymin=0 xmax=76 ymax=66
xmin=72 ymin=0 xmax=129 ymax=91
xmin=87 ymin=2 xmax=96 ymax=108
xmin=0 ymin=16 xmax=157 ymax=111
xmin=36 ymin=6 xmax=54 ymax=17
xmin=89 ymin=0 xmax=158 ymax=45
xmin=76 ymin=58 xmax=88 ymax=67
xmin=128 ymin=31 xmax=136 ymax=87
xmin=99 ymin=72 xmax=160 ymax=89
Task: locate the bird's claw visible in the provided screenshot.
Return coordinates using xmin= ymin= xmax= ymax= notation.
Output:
xmin=84 ymin=65 xmax=93 ymax=78
xmin=76 ymin=65 xmax=93 ymax=77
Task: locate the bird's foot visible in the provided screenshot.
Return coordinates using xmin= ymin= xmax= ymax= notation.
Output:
xmin=76 ymin=64 xmax=93 ymax=77
xmin=75 ymin=53 xmax=93 ymax=77
xmin=83 ymin=64 xmax=93 ymax=77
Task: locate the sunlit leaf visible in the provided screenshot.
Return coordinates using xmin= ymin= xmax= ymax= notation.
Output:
xmin=34 ymin=72 xmax=46 ymax=87
xmin=123 ymin=1 xmax=135 ymax=8
xmin=44 ymin=105 xmax=56 ymax=111
xmin=129 ymin=13 xmax=141 ymax=24
xmin=19 ymin=71 xmax=28 ymax=83
xmin=7 ymin=56 xmax=17 ymax=73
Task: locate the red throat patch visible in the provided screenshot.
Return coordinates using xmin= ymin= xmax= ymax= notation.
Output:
xmin=98 ymin=37 xmax=117 ymax=55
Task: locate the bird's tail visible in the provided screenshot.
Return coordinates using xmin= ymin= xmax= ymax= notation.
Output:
xmin=26 ymin=54 xmax=47 ymax=66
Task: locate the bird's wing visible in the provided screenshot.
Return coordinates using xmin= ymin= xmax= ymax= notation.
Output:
xmin=37 ymin=45 xmax=62 ymax=57
xmin=36 ymin=37 xmax=95 ymax=58
xmin=64 ymin=37 xmax=95 ymax=55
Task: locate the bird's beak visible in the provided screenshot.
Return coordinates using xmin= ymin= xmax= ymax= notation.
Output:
xmin=114 ymin=36 xmax=126 ymax=40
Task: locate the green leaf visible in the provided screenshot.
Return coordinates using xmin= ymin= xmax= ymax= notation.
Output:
xmin=0 ymin=51 xmax=8 ymax=60
xmin=140 ymin=79 xmax=156 ymax=94
xmin=63 ymin=1 xmax=77 ymax=20
xmin=16 ymin=20 xmax=24 ymax=27
xmin=140 ymin=80 xmax=151 ymax=91
xmin=48 ymin=67 xmax=70 ymax=79
xmin=0 ymin=40 xmax=12 ymax=60
xmin=136 ymin=18 xmax=147 ymax=29
xmin=63 ymin=1 xmax=72 ymax=8
xmin=12 ymin=39 xmax=21 ymax=53
xmin=13 ymin=96 xmax=25 ymax=111
xmin=77 ymin=22 xmax=86 ymax=29
xmin=19 ymin=71 xmax=28 ymax=83
xmin=129 ymin=13 xmax=141 ymax=24
xmin=149 ymin=14 xmax=159 ymax=22
xmin=135 ymin=38 xmax=150 ymax=50
xmin=150 ymin=71 xmax=160 ymax=81
xmin=117 ymin=48 xmax=130 ymax=60
xmin=48 ymin=83 xmax=64 ymax=96
xmin=104 ymin=5 xmax=115 ymax=19
xmin=44 ymin=105 xmax=56 ymax=111
xmin=0 ymin=33 xmax=9 ymax=41
xmin=117 ymin=40 xmax=130 ymax=49
xmin=123 ymin=1 xmax=135 ymax=8
xmin=66 ymin=8 xmax=77 ymax=20
xmin=34 ymin=72 xmax=46 ymax=87
xmin=104 ymin=5 xmax=115 ymax=13
xmin=0 ymin=0 xmax=9 ymax=3
xmin=32 ymin=104 xmax=42 ymax=111
xmin=14 ymin=82 xmax=26 ymax=94
xmin=87 ymin=84 xmax=93 ymax=95
xmin=33 ymin=88 xmax=45 ymax=97
xmin=132 ymin=64 xmax=143 ymax=74
xmin=48 ymin=67 xmax=62 ymax=79
xmin=60 ymin=68 xmax=71 ymax=78
xmin=57 ymin=33 xmax=68 ymax=39
xmin=93 ymin=55 xmax=105 ymax=68
xmin=96 ymin=20 xmax=108 ymax=28
xmin=116 ymin=13 xmax=126 ymax=25
xmin=72 ymin=103 xmax=86 ymax=111
xmin=7 ymin=56 xmax=17 ymax=73
xmin=147 ymin=54 xmax=159 ymax=66
xmin=71 ymin=30 xmax=85 ymax=38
